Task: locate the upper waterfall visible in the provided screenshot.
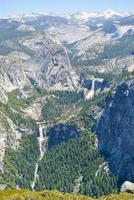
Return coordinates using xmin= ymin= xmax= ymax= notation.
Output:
xmin=84 ymin=79 xmax=95 ymax=100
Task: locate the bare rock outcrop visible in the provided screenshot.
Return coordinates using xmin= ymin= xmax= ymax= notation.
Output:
xmin=121 ymin=181 xmax=134 ymax=193
xmin=0 ymin=112 xmax=21 ymax=170
xmin=0 ymin=38 xmax=79 ymax=104
xmin=0 ymin=52 xmax=30 ymax=103
xmin=24 ymin=38 xmax=79 ymax=90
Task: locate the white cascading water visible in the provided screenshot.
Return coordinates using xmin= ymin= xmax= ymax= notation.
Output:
xmin=31 ymin=163 xmax=39 ymax=190
xmin=31 ymin=125 xmax=46 ymax=190
xmin=38 ymin=126 xmax=45 ymax=160
xmin=84 ymin=79 xmax=95 ymax=100
xmin=91 ymin=79 xmax=95 ymax=98
xmin=39 ymin=126 xmax=44 ymax=139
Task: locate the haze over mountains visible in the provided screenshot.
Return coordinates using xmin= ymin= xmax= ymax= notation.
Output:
xmin=7 ymin=10 xmax=130 ymax=21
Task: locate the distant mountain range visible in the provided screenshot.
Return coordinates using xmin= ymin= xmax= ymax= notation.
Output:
xmin=6 ymin=10 xmax=131 ymax=22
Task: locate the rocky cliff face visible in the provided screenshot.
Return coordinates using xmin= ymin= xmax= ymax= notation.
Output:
xmin=0 ymin=37 xmax=79 ymax=103
xmin=96 ymin=79 xmax=134 ymax=183
xmin=0 ymin=112 xmax=21 ymax=170
xmin=0 ymin=52 xmax=30 ymax=103
xmin=24 ymin=38 xmax=79 ymax=90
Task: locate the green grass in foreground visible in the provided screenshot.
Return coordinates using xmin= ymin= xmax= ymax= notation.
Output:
xmin=0 ymin=190 xmax=134 ymax=200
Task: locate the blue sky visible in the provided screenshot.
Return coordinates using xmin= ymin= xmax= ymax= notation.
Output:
xmin=0 ymin=0 xmax=134 ymax=17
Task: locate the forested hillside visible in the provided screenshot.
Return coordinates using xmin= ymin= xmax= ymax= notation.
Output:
xmin=36 ymin=132 xmax=117 ymax=197
xmin=1 ymin=135 xmax=40 ymax=189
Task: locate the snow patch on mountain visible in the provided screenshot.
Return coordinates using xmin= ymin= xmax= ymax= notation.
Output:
xmin=98 ymin=9 xmax=129 ymax=18
xmin=69 ymin=12 xmax=98 ymax=22
xmin=7 ymin=10 xmax=131 ymax=23
xmin=115 ymin=24 xmax=134 ymax=37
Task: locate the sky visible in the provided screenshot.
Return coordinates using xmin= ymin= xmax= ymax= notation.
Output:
xmin=0 ymin=0 xmax=134 ymax=17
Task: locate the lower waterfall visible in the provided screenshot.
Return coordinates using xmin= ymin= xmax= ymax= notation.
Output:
xmin=31 ymin=125 xmax=47 ymax=191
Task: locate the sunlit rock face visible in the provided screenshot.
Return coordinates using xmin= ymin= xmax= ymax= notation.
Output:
xmin=0 ymin=37 xmax=79 ymax=104
xmin=0 ymin=52 xmax=30 ymax=103
xmin=25 ymin=38 xmax=79 ymax=90
xmin=0 ymin=112 xmax=21 ymax=170
xmin=121 ymin=181 xmax=134 ymax=193
xmin=96 ymin=79 xmax=134 ymax=183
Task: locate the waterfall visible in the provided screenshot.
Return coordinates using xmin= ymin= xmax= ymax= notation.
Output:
xmin=31 ymin=124 xmax=47 ymax=191
xmin=91 ymin=80 xmax=95 ymax=97
xmin=39 ymin=126 xmax=44 ymax=139
xmin=84 ymin=79 xmax=95 ymax=100
xmin=31 ymin=163 xmax=39 ymax=191
xmin=38 ymin=125 xmax=46 ymax=160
